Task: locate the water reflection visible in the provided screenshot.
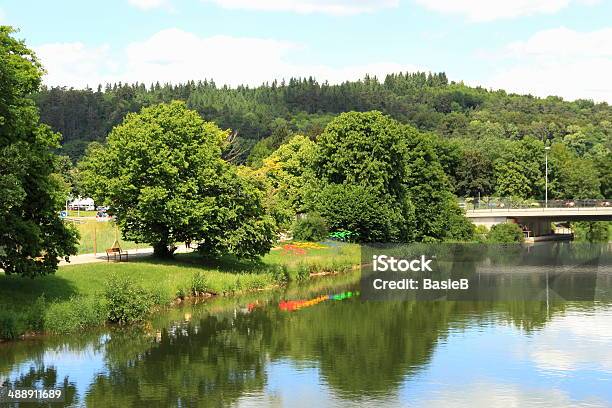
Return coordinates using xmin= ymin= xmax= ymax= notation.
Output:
xmin=0 ymin=245 xmax=611 ymax=407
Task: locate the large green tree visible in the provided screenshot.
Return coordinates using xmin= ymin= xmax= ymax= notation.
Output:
xmin=401 ymin=126 xmax=474 ymax=241
xmin=311 ymin=111 xmax=472 ymax=242
xmin=493 ymin=137 xmax=544 ymax=199
xmin=311 ymin=111 xmax=415 ymax=241
xmin=455 ymin=149 xmax=494 ymax=199
xmin=548 ymin=143 xmax=601 ymax=199
xmin=0 ymin=26 xmax=78 ymax=277
xmin=78 ymin=101 xmax=275 ymax=258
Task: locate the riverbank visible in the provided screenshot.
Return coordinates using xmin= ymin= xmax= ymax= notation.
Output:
xmin=0 ymin=242 xmax=359 ymax=341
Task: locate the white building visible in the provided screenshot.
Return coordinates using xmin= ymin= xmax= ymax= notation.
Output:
xmin=68 ymin=197 xmax=95 ymax=211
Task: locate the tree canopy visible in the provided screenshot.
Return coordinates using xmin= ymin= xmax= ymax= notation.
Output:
xmin=0 ymin=26 xmax=78 ymax=277
xmin=307 ymin=111 xmax=473 ymax=242
xmin=78 ymin=101 xmax=275 ymax=258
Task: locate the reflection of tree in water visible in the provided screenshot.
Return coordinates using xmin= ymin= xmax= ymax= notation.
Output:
xmin=86 ymin=315 xmax=267 ymax=407
xmin=267 ymin=300 xmax=455 ymax=398
xmin=262 ymin=299 xmax=567 ymax=397
xmin=87 ymin=297 xmax=568 ymax=403
xmin=2 ymin=365 xmax=78 ymax=407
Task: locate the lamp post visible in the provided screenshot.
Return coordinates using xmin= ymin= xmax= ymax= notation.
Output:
xmin=545 ymin=146 xmax=551 ymax=208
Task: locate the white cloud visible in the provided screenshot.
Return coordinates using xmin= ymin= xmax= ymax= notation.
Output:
xmin=34 ymin=42 xmax=118 ymax=88
xmin=522 ymin=308 xmax=612 ymax=373
xmin=415 ymin=381 xmax=608 ymax=408
xmin=35 ymin=28 xmax=423 ymax=88
xmin=128 ymin=0 xmax=172 ymax=11
xmin=414 ymin=0 xmax=598 ymax=22
xmin=203 ymin=0 xmax=399 ymax=15
xmin=483 ymin=27 xmax=612 ymax=103
xmin=505 ymin=27 xmax=612 ymax=58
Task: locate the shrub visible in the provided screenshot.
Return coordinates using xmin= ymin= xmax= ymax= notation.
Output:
xmin=105 ymin=275 xmax=155 ymax=324
xmin=0 ymin=295 xmax=49 ymax=339
xmin=295 ymin=263 xmax=311 ymax=281
xmin=487 ymin=223 xmax=525 ymax=243
xmin=190 ymin=272 xmax=209 ymax=296
xmin=25 ymin=295 xmax=47 ymax=332
xmin=573 ymin=221 xmax=610 ymax=242
xmin=0 ymin=310 xmax=26 ymax=340
xmin=45 ymin=297 xmax=108 ymax=334
xmin=270 ymin=265 xmax=290 ymax=284
xmin=292 ymin=214 xmax=329 ymax=242
xmin=474 ymin=225 xmax=489 ymax=243
xmin=311 ymin=184 xmax=409 ymax=242
xmin=240 ymin=273 xmax=270 ymax=290
xmin=176 ymin=287 xmax=188 ymax=300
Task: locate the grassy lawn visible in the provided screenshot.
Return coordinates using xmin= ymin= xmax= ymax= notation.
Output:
xmin=64 ymin=210 xmax=98 ymax=217
xmin=69 ymin=219 xmax=150 ymax=254
xmin=0 ymin=242 xmax=360 ymax=339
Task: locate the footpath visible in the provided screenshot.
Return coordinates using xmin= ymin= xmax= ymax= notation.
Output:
xmin=59 ymin=245 xmax=193 ymax=266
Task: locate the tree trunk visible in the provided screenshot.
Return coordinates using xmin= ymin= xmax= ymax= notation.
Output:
xmin=153 ymin=240 xmax=174 ymax=258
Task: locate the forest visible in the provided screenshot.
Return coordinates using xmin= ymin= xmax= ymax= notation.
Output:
xmin=36 ymin=73 xmax=611 ymax=201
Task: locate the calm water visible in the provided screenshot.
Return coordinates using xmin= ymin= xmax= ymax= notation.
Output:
xmin=1 ymin=244 xmax=611 ymax=407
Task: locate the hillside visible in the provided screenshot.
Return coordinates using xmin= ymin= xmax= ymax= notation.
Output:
xmin=34 ymin=72 xmax=611 ymax=199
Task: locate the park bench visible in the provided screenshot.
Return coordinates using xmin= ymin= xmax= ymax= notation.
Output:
xmin=106 ymin=246 xmax=128 ymax=262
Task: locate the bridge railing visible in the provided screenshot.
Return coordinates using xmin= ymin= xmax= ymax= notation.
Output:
xmin=461 ymin=198 xmax=612 ymax=211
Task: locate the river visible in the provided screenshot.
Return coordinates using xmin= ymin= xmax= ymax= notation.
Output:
xmin=1 ymin=243 xmax=611 ymax=407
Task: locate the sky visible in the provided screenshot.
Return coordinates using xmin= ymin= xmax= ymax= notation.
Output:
xmin=1 ymin=0 xmax=612 ymax=102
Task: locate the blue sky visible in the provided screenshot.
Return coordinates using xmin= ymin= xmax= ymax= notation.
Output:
xmin=2 ymin=0 xmax=612 ymax=102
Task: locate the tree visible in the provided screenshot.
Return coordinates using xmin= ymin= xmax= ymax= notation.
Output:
xmin=494 ymin=137 xmax=544 ymax=199
xmin=594 ymin=152 xmax=611 ymax=198
xmin=487 ymin=223 xmax=525 ymax=243
xmin=311 ymin=111 xmax=471 ymax=242
xmin=455 ymin=149 xmax=494 ymax=198
xmin=291 ymin=214 xmax=328 ymax=242
xmin=254 ymin=135 xmax=317 ymax=229
xmin=312 ymin=111 xmax=415 ymax=241
xmin=548 ymin=143 xmax=601 ymax=199
xmin=494 ymin=161 xmax=532 ymax=199
xmin=78 ymin=101 xmax=275 ymax=258
xmin=0 ymin=26 xmax=78 ymax=277
xmin=401 ymin=126 xmax=473 ymax=241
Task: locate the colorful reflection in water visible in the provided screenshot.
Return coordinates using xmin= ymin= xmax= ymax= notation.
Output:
xmin=279 ymin=291 xmax=359 ymax=312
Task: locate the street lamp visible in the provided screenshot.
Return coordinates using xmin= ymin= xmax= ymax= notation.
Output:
xmin=545 ymin=146 xmax=551 ymax=208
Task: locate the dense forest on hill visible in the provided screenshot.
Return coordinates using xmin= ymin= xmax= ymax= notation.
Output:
xmin=35 ymin=72 xmax=611 ymax=199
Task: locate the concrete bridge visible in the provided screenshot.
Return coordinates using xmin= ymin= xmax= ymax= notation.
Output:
xmin=464 ymin=200 xmax=612 ymax=241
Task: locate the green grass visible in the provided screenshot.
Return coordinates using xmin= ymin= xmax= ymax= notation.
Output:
xmin=65 ymin=210 xmax=98 ymax=217
xmin=69 ymin=219 xmax=149 ymax=254
xmin=0 ymin=242 xmax=360 ymax=339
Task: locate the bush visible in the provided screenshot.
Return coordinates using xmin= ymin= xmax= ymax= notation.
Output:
xmin=474 ymin=225 xmax=489 ymax=243
xmin=105 ymin=275 xmax=155 ymax=324
xmin=487 ymin=223 xmax=525 ymax=243
xmin=0 ymin=295 xmax=48 ymax=340
xmin=292 ymin=214 xmax=328 ymax=242
xmin=0 ymin=310 xmax=27 ymax=340
xmin=240 ymin=273 xmax=271 ymax=290
xmin=270 ymin=265 xmax=290 ymax=284
xmin=190 ymin=272 xmax=209 ymax=296
xmin=45 ymin=297 xmax=108 ymax=334
xmin=295 ymin=263 xmax=311 ymax=281
xmin=176 ymin=287 xmax=188 ymax=300
xmin=573 ymin=221 xmax=610 ymax=242
xmin=311 ymin=184 xmax=410 ymax=242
